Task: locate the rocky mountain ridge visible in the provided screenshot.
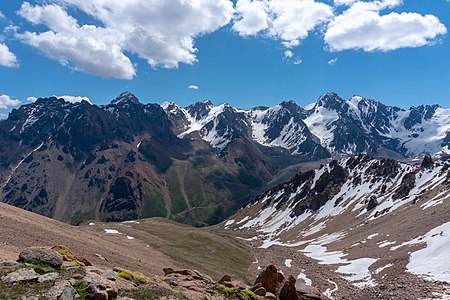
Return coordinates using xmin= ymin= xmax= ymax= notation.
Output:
xmin=1 ymin=91 xmax=449 ymax=226
xmin=224 ymin=155 xmax=450 ymax=299
xmin=163 ymin=93 xmax=450 ymax=158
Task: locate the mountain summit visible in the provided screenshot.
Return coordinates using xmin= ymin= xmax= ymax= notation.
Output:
xmin=111 ymin=91 xmax=141 ymax=105
xmin=0 ymin=92 xmax=449 ymax=226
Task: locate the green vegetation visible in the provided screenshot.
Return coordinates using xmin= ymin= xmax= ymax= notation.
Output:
xmin=240 ymin=290 xmax=258 ymax=300
xmin=215 ymin=284 xmax=236 ymax=297
xmin=74 ymin=281 xmax=88 ymax=300
xmin=143 ymin=192 xmax=167 ymax=218
xmin=58 ymin=247 xmax=74 ymax=258
xmin=175 ymin=292 xmax=189 ymax=299
xmin=25 ymin=259 xmax=58 ymax=273
xmin=0 ymin=281 xmax=52 ymax=300
xmin=118 ymin=271 xmax=150 ymax=285
xmin=238 ymin=170 xmax=263 ymax=187
xmin=125 ymin=218 xmax=253 ymax=282
xmin=70 ymin=211 xmax=95 ymax=226
xmin=74 ymin=260 xmax=86 ymax=267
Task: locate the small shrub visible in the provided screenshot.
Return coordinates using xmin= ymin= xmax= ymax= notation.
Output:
xmin=25 ymin=260 xmax=57 ymax=273
xmin=176 ymin=292 xmax=188 ymax=300
xmin=118 ymin=271 xmax=149 ymax=285
xmin=74 ymin=281 xmax=88 ymax=300
xmin=118 ymin=271 xmax=135 ymax=281
xmin=74 ymin=260 xmax=86 ymax=267
xmin=215 ymin=284 xmax=236 ymax=297
xmin=240 ymin=290 xmax=258 ymax=300
xmin=58 ymin=248 xmax=74 ymax=258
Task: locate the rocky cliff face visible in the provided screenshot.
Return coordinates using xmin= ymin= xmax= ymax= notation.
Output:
xmin=0 ymin=93 xmax=300 ymax=226
xmin=164 ymin=93 xmax=450 ymax=158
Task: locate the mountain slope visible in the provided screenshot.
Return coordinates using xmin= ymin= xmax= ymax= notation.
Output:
xmin=224 ymin=155 xmax=450 ymax=298
xmin=0 ymin=93 xmax=299 ymax=226
xmin=0 ymin=202 xmax=253 ymax=281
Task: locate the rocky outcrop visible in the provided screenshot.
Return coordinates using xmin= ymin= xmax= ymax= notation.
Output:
xmin=1 ymin=247 xmax=329 ymax=300
xmin=19 ymin=247 xmax=63 ymax=267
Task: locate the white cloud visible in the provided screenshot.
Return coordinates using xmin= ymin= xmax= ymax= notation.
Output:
xmin=283 ymin=49 xmax=302 ymax=65
xmin=0 ymin=94 xmax=21 ymax=109
xmin=0 ymin=113 xmax=7 ymax=120
xmin=234 ymin=0 xmax=333 ymax=47
xmin=233 ymin=0 xmax=270 ymax=36
xmin=17 ymin=0 xmax=234 ymax=79
xmin=325 ymin=0 xmax=447 ymax=52
xmin=334 ymin=0 xmax=357 ymax=6
xmin=188 ymin=85 xmax=199 ymax=90
xmin=284 ymin=50 xmax=294 ymax=59
xmin=17 ymin=2 xmax=135 ymax=79
xmin=0 ymin=43 xmax=18 ymax=67
xmin=27 ymin=96 xmax=37 ymax=102
xmin=328 ymin=57 xmax=338 ymax=64
xmin=0 ymin=11 xmax=5 ymax=19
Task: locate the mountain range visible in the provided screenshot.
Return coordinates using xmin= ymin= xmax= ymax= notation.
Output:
xmin=0 ymin=91 xmax=449 ymax=226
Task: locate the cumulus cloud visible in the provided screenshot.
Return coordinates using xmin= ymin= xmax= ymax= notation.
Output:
xmin=283 ymin=49 xmax=302 ymax=64
xmin=17 ymin=2 xmax=135 ymax=79
xmin=0 ymin=43 xmax=18 ymax=67
xmin=0 ymin=94 xmax=21 ymax=109
xmin=188 ymin=85 xmax=199 ymax=90
xmin=325 ymin=0 xmax=447 ymax=52
xmin=16 ymin=1 xmax=234 ymax=79
xmin=233 ymin=0 xmax=333 ymax=48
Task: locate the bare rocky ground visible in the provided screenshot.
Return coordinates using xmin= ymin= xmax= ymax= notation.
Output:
xmin=220 ymin=187 xmax=450 ymax=299
xmin=0 ymin=244 xmax=329 ymax=300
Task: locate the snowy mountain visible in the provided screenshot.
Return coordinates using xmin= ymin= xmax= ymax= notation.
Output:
xmin=224 ymin=154 xmax=450 ymax=298
xmin=163 ymin=92 xmax=450 ymax=158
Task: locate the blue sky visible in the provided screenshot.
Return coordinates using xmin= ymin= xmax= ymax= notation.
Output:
xmin=0 ymin=0 xmax=449 ymax=117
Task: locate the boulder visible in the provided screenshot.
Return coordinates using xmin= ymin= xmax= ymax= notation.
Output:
xmin=1 ymin=268 xmax=39 ymax=283
xmin=254 ymin=286 xmax=267 ymax=296
xmin=254 ymin=265 xmax=284 ymax=294
xmin=38 ymin=272 xmax=59 ymax=283
xmin=295 ymin=283 xmax=325 ymax=299
xmin=59 ymin=285 xmax=77 ymax=300
xmin=367 ymin=196 xmax=378 ymax=210
xmin=265 ymin=292 xmax=277 ymax=300
xmin=278 ymin=276 xmax=299 ymax=300
xmin=86 ymin=283 xmax=109 ymax=300
xmin=83 ymin=272 xmax=118 ymax=299
xmin=218 ymin=274 xmax=232 ymax=283
xmin=19 ymin=247 xmax=63 ymax=267
xmin=163 ymin=267 xmax=175 ymax=275
xmin=75 ymin=256 xmax=93 ymax=266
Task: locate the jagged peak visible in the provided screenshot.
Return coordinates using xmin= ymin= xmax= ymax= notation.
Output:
xmin=111 ymin=91 xmax=140 ymax=105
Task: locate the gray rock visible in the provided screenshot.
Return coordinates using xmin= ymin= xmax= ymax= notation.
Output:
xmin=295 ymin=283 xmax=323 ymax=298
xmin=38 ymin=272 xmax=59 ymax=283
xmin=86 ymin=283 xmax=108 ymax=300
xmin=265 ymin=292 xmax=277 ymax=300
xmin=83 ymin=272 xmax=118 ymax=299
xmin=19 ymin=247 xmax=63 ymax=267
xmin=1 ymin=268 xmax=39 ymax=283
xmin=60 ymin=285 xmax=77 ymax=300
